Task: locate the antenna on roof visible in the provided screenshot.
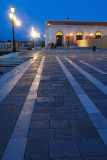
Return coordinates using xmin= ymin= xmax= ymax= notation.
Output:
xmin=66 ymin=15 xmax=69 ymax=21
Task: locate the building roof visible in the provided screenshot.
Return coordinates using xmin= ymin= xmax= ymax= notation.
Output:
xmin=46 ymin=21 xmax=107 ymax=26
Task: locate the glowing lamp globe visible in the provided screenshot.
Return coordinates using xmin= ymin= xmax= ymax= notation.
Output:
xmin=10 ymin=6 xmax=15 ymax=13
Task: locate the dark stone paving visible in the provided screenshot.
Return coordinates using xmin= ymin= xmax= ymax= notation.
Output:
xmin=24 ymin=51 xmax=107 ymax=159
xmin=0 ymin=49 xmax=107 ymax=159
xmin=0 ymin=55 xmax=42 ymax=159
xmin=61 ymin=57 xmax=107 ymax=119
xmin=50 ymin=140 xmax=80 ymax=158
xmin=0 ymin=51 xmax=36 ymax=75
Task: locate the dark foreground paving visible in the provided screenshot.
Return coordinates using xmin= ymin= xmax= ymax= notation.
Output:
xmin=0 ymin=49 xmax=107 ymax=160
xmin=0 ymin=51 xmax=38 ymax=76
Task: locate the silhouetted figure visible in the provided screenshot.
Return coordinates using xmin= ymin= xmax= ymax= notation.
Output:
xmin=67 ymin=38 xmax=69 ymax=47
xmin=51 ymin=43 xmax=54 ymax=49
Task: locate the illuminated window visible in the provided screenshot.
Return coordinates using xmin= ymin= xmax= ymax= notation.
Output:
xmin=56 ymin=32 xmax=63 ymax=35
xmin=96 ymin=32 xmax=101 ymax=36
xmin=76 ymin=32 xmax=82 ymax=35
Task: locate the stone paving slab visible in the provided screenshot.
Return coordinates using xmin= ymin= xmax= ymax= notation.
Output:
xmin=50 ymin=120 xmax=70 ymax=129
xmin=30 ymin=120 xmax=49 ymax=129
xmin=0 ymin=116 xmax=17 ymax=138
xmin=0 ymin=138 xmax=9 ymax=159
xmin=77 ymin=139 xmax=107 ymax=157
xmin=85 ymin=157 xmax=107 ymax=160
xmin=52 ymin=158 xmax=84 ymax=160
xmin=55 ymin=128 xmax=81 ymax=140
xmin=32 ymin=113 xmax=50 ymax=120
xmin=24 ymin=140 xmax=49 ymax=159
xmin=29 ymin=128 xmax=55 ymax=140
xmin=50 ymin=140 xmax=80 ymax=158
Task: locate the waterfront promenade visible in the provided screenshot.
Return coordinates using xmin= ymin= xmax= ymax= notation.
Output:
xmin=0 ymin=49 xmax=107 ymax=160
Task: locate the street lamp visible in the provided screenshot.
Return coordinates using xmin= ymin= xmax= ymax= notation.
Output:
xmin=38 ymin=33 xmax=40 ymax=38
xmin=9 ymin=6 xmax=21 ymax=53
xmin=31 ymin=27 xmax=36 ymax=49
xmin=15 ymin=20 xmax=21 ymax=26
xmin=31 ymin=27 xmax=40 ymax=50
xmin=37 ymin=33 xmax=40 ymax=46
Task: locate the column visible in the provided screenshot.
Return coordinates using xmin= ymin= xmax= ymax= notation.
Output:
xmin=74 ymin=34 xmax=76 ymax=44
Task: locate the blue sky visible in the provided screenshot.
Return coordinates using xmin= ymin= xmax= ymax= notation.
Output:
xmin=0 ymin=0 xmax=107 ymax=41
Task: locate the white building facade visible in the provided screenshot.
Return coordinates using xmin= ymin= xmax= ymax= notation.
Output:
xmin=45 ymin=20 xmax=107 ymax=47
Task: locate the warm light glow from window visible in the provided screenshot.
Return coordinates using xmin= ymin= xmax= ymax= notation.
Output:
xmin=77 ymin=32 xmax=82 ymax=35
xmin=56 ymin=32 xmax=63 ymax=35
xmin=96 ymin=32 xmax=101 ymax=35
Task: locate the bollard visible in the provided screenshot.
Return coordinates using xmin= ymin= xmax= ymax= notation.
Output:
xmin=93 ymin=46 xmax=96 ymax=51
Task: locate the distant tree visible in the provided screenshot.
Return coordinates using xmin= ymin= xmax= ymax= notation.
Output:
xmin=8 ymin=40 xmax=11 ymax=42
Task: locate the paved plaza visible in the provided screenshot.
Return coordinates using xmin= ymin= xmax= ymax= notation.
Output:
xmin=0 ymin=48 xmax=107 ymax=160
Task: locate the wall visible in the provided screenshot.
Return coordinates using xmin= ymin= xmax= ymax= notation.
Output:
xmin=45 ymin=21 xmax=107 ymax=47
xmin=77 ymin=38 xmax=107 ymax=49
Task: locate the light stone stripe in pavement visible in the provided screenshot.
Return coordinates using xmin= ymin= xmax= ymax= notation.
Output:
xmin=97 ymin=58 xmax=103 ymax=61
xmin=79 ymin=60 xmax=106 ymax=74
xmin=0 ymin=52 xmax=39 ymax=104
xmin=56 ymin=56 xmax=107 ymax=146
xmin=2 ymin=56 xmax=45 ymax=160
xmin=0 ymin=52 xmax=23 ymax=58
xmin=64 ymin=57 xmax=107 ymax=95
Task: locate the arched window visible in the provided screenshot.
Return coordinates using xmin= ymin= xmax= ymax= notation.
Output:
xmin=56 ymin=32 xmax=63 ymax=35
xmin=76 ymin=32 xmax=82 ymax=35
xmin=96 ymin=32 xmax=101 ymax=36
xmin=96 ymin=32 xmax=101 ymax=39
xmin=76 ymin=32 xmax=82 ymax=40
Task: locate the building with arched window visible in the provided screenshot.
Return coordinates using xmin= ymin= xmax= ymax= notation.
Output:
xmin=45 ymin=20 xmax=107 ymax=47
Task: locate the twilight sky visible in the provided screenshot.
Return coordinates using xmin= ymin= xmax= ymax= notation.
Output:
xmin=0 ymin=0 xmax=107 ymax=41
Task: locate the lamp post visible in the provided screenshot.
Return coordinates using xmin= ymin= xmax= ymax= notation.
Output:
xmin=9 ymin=6 xmax=21 ymax=54
xmin=31 ymin=27 xmax=40 ymax=50
xmin=9 ymin=6 xmax=16 ymax=52
xmin=38 ymin=33 xmax=40 ymax=43
xmin=31 ymin=27 xmax=35 ymax=49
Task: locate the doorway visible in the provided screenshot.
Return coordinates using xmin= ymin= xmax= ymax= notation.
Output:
xmin=65 ymin=35 xmax=74 ymax=46
xmin=56 ymin=32 xmax=63 ymax=46
xmin=76 ymin=32 xmax=82 ymax=40
xmin=96 ymin=32 xmax=101 ymax=39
